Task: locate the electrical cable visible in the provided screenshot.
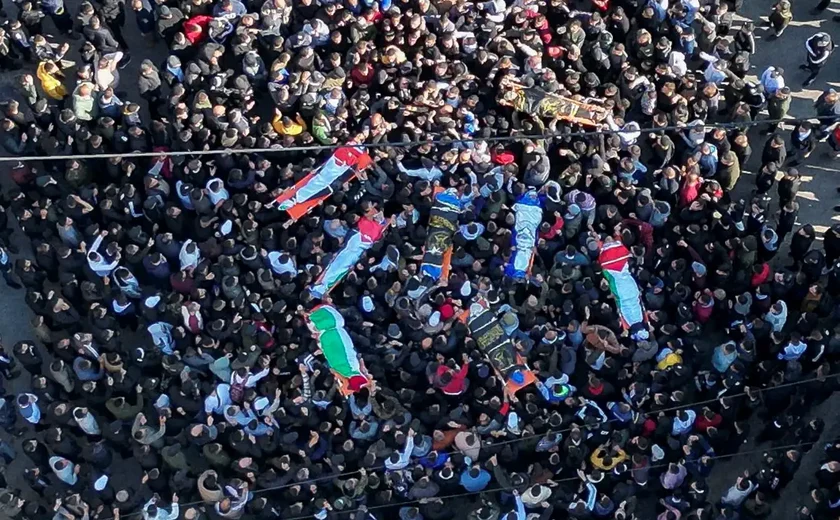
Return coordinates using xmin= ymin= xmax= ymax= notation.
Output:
xmin=4 ymin=115 xmax=838 ymax=163
xmin=100 ymin=370 xmax=840 ymax=519
xmin=278 ymin=436 xmax=840 ymax=520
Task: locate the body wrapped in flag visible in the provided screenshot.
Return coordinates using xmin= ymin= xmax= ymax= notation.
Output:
xmin=467 ymin=296 xmax=537 ymax=395
xmin=405 ymin=188 xmax=461 ymax=303
xmin=274 ymin=146 xmax=372 ymax=221
xmin=505 ymin=190 xmax=544 ymax=281
xmin=307 ymin=305 xmax=373 ymax=396
xmin=498 ymin=77 xmax=609 ymax=126
xmin=310 ymin=214 xmax=389 ymax=298
xmin=598 ymin=239 xmax=649 ymax=340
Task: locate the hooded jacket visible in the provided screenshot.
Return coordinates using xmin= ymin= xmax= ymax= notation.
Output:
xmin=36 ymin=62 xmax=67 ymax=100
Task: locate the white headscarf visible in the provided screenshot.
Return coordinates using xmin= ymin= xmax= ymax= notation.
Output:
xmin=669 ymin=51 xmax=687 ymax=77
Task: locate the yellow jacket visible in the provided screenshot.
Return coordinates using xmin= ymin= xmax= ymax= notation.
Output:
xmin=272 ymin=113 xmax=306 ymax=136
xmin=36 ymin=62 xmax=67 ymax=100
xmin=381 ymin=45 xmax=407 ymax=66
xmin=656 ymin=350 xmax=683 ymax=371
xmin=590 ymin=447 xmax=627 ymax=470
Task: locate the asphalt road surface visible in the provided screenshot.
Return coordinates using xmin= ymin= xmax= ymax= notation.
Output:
xmin=0 ymin=0 xmax=840 ymax=516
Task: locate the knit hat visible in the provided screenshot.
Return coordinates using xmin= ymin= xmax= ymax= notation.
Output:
xmin=387 ymin=324 xmax=402 ymax=339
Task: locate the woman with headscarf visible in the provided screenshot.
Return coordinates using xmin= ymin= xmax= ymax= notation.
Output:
xmin=668 ymin=51 xmax=687 ymax=77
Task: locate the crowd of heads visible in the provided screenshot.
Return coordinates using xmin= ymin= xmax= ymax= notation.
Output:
xmin=0 ymin=0 xmax=840 ymax=518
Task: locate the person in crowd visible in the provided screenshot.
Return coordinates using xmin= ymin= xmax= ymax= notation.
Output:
xmin=0 ymin=0 xmax=839 ymax=519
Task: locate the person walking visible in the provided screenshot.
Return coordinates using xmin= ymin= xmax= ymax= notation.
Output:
xmin=801 ymin=32 xmax=835 ymax=86
xmin=769 ymin=0 xmax=793 ymax=38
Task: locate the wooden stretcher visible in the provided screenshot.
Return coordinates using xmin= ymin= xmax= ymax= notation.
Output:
xmin=498 ymin=77 xmax=609 ymax=126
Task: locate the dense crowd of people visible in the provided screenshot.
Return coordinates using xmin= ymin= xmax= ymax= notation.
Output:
xmin=0 ymin=0 xmax=839 ymax=518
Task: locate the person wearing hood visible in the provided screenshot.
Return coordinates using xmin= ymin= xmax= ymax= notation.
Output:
xmin=49 ymin=456 xmax=79 ymax=487
xmin=460 ymin=465 xmax=491 ymax=492
xmin=788 ymin=122 xmax=817 ymax=165
xmin=35 ymin=60 xmax=66 ymax=100
xmin=802 ymin=32 xmax=834 ymax=86
xmin=198 ymin=470 xmax=225 ymax=503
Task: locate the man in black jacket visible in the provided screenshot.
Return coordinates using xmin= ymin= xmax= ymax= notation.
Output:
xmin=81 ymin=16 xmax=120 ymax=54
xmin=801 ymin=32 xmax=835 ymax=86
xmin=138 ymin=60 xmax=163 ymax=117
xmin=98 ymin=0 xmax=128 ymax=49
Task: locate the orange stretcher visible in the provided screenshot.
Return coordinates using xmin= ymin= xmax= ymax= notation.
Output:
xmin=404 ymin=187 xmax=459 ymax=304
xmin=273 ymin=146 xmax=373 ymax=222
xmin=466 ymin=296 xmax=537 ymax=396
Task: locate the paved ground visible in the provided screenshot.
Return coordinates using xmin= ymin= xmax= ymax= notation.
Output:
xmin=0 ymin=0 xmax=840 ymax=515
xmin=708 ymin=1 xmax=840 ymax=517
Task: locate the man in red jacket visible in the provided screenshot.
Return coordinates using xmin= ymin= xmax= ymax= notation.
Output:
xmin=428 ymin=354 xmax=471 ymax=396
xmin=694 ymin=408 xmax=723 ymax=433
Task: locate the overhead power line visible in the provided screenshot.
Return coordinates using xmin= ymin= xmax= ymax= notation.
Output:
xmin=3 ymin=115 xmax=837 ymax=163
xmin=99 ymin=370 xmax=840 ymax=520
xmin=112 ymin=436 xmax=832 ymax=520
xmin=279 ymin=437 xmax=836 ymax=520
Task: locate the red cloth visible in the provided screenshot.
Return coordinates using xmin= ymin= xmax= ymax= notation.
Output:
xmin=348 ymin=375 xmax=369 ymax=392
xmin=358 ymin=216 xmax=386 ymax=242
xmin=751 ymin=263 xmax=771 ymax=287
xmin=694 ymin=413 xmax=722 ymax=433
xmin=547 ymin=46 xmax=564 ymax=59
xmin=692 ymin=300 xmax=714 ymax=323
xmin=621 ymin=218 xmax=654 ymax=256
xmin=152 ymin=147 xmax=173 ymax=179
xmin=439 ymin=302 xmax=455 ymax=321
xmin=679 ymin=179 xmax=701 ymax=207
xmin=254 ymin=320 xmax=276 ymax=350
xmin=363 ymin=9 xmax=382 ymax=23
xmin=351 ymin=64 xmax=375 ymax=86
xmin=187 ymin=313 xmax=201 ymax=334
xmin=529 ymin=11 xmax=561 ymax=52
xmin=183 ymin=15 xmax=213 ymax=45
xmin=499 ymin=402 xmax=510 ymax=416
xmin=642 ymin=418 xmax=656 ymax=436
xmin=491 ymin=148 xmax=516 ymax=165
xmin=170 ymin=273 xmax=195 ymax=294
xmin=435 ymin=363 xmax=469 ymax=395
